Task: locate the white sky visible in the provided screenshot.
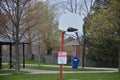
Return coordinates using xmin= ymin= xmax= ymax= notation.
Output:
xmin=57 ymin=0 xmax=94 ymax=36
xmin=40 ymin=0 xmax=94 ymax=36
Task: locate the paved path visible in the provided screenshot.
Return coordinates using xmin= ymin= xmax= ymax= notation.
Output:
xmin=25 ymin=64 xmax=118 ymax=71
xmin=21 ymin=64 xmax=118 ymax=74
xmin=21 ymin=69 xmax=117 ymax=74
xmin=0 ymin=64 xmax=118 ymax=75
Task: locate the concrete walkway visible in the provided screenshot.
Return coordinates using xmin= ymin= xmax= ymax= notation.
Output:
xmin=20 ymin=64 xmax=118 ymax=74
xmin=0 ymin=64 xmax=118 ymax=75
xmin=21 ymin=69 xmax=117 ymax=74
xmin=25 ymin=64 xmax=118 ymax=71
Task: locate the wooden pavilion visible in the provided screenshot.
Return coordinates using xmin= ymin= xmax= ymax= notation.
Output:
xmin=0 ymin=35 xmax=29 ymax=69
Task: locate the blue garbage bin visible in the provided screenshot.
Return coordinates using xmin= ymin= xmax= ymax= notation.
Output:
xmin=72 ymin=57 xmax=79 ymax=69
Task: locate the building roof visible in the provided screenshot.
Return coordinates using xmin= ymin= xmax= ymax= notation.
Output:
xmin=65 ymin=36 xmax=82 ymax=46
xmin=65 ymin=39 xmax=79 ymax=46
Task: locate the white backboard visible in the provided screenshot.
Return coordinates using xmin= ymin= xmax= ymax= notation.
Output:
xmin=59 ymin=13 xmax=83 ymax=32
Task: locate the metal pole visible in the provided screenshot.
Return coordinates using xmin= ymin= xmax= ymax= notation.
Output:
xmin=60 ymin=31 xmax=65 ymax=80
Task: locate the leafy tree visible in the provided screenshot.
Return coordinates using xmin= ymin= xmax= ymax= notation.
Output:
xmin=25 ymin=1 xmax=60 ymax=56
xmin=81 ymin=0 xmax=94 ymax=68
xmin=86 ymin=39 xmax=118 ymax=67
xmin=86 ymin=0 xmax=120 ymax=71
xmin=37 ymin=3 xmax=60 ymax=55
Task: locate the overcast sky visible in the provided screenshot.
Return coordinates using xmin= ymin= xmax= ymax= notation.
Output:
xmin=41 ymin=0 xmax=94 ymax=36
xmin=56 ymin=0 xmax=94 ymax=36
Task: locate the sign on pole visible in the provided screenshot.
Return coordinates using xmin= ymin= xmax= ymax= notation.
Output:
xmin=58 ymin=52 xmax=67 ymax=64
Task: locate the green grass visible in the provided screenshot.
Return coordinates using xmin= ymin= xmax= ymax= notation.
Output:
xmin=3 ymin=64 xmax=101 ymax=71
xmin=23 ymin=60 xmax=39 ymax=64
xmin=1 ymin=60 xmax=119 ymax=80
xmin=22 ymin=60 xmax=54 ymax=65
xmin=0 ymin=70 xmax=120 ymax=80
xmin=0 ymin=70 xmax=15 ymax=74
xmin=0 ymin=70 xmax=29 ymax=75
xmin=2 ymin=64 xmax=9 ymax=69
xmin=3 ymin=60 xmax=39 ymax=65
xmin=2 ymin=62 xmax=109 ymax=71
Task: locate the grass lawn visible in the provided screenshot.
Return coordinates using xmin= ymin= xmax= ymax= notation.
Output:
xmin=2 ymin=63 xmax=107 ymax=71
xmin=2 ymin=61 xmax=108 ymax=71
xmin=1 ymin=61 xmax=119 ymax=80
xmin=23 ymin=60 xmax=39 ymax=64
xmin=0 ymin=70 xmax=120 ymax=80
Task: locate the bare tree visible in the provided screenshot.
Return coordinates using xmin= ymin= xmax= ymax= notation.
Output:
xmin=0 ymin=0 xmax=34 ymax=73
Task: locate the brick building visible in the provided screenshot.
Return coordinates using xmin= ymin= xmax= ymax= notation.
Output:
xmin=64 ymin=37 xmax=82 ymax=57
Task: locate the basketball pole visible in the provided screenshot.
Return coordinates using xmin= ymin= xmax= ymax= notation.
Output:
xmin=60 ymin=31 xmax=65 ymax=80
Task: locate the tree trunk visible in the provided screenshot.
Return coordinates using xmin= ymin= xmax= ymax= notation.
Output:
xmin=28 ymin=42 xmax=33 ymax=60
xmin=46 ymin=47 xmax=52 ymax=55
xmin=30 ymin=43 xmax=34 ymax=60
xmin=38 ymin=40 xmax=41 ymax=66
xmin=15 ymin=0 xmax=20 ymax=73
xmin=15 ymin=42 xmax=20 ymax=73
xmin=15 ymin=16 xmax=20 ymax=73
xmin=82 ymin=31 xmax=85 ymax=69
xmin=75 ymin=32 xmax=83 ymax=68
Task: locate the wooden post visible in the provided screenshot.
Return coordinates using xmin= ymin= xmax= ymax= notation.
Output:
xmin=9 ymin=44 xmax=12 ymax=69
xmin=23 ymin=43 xmax=25 ymax=68
xmin=0 ymin=45 xmax=2 ymax=69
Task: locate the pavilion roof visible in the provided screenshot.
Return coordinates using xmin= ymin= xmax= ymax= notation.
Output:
xmin=0 ymin=35 xmax=29 ymax=45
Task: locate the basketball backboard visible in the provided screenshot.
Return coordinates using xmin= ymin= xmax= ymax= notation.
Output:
xmin=59 ymin=13 xmax=83 ymax=32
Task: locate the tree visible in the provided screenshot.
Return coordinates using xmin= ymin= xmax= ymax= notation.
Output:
xmin=0 ymin=0 xmax=33 ymax=73
xmin=86 ymin=0 xmax=120 ymax=71
xmin=84 ymin=0 xmax=110 ymax=68
xmin=0 ymin=10 xmax=8 ymax=35
xmin=24 ymin=0 xmax=60 ymax=58
xmin=91 ymin=0 xmax=110 ymax=11
xmin=56 ymin=0 xmax=84 ymax=14
xmin=77 ymin=0 xmax=94 ymax=68
xmin=36 ymin=3 xmax=60 ymax=55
